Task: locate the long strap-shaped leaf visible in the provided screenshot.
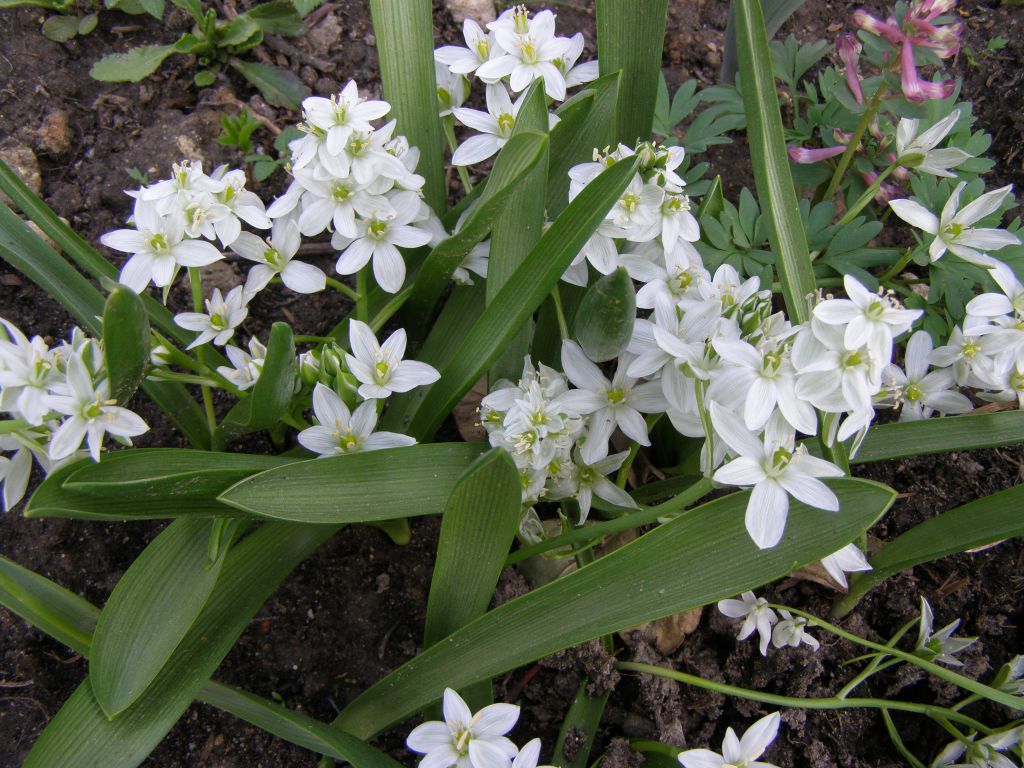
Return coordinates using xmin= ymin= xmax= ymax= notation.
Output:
xmin=833 ymin=483 xmax=1024 ymax=617
xmin=851 ymin=410 xmax=1024 ymax=464
xmin=335 ymin=478 xmax=896 ymax=737
xmin=0 ymin=555 xmax=400 ymax=767
xmin=733 ymin=0 xmax=816 ymax=324
xmin=595 ymin=0 xmax=668 ymax=146
xmin=384 ymin=157 xmax=640 ymax=441
xmin=368 ymin=0 xmax=445 ymax=214
xmin=0 ymin=203 xmax=211 ymax=448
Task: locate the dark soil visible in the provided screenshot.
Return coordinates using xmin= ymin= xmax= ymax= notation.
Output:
xmin=2 ymin=1 xmax=1023 ymax=767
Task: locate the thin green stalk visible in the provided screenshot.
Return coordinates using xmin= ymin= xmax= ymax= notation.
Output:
xmin=616 ymin=413 xmax=662 ymax=488
xmin=881 ymin=709 xmax=928 ymax=768
xmin=932 ymin=714 xmax=969 ymax=742
xmin=293 ymin=335 xmax=337 ymax=344
xmin=836 ymin=615 xmax=918 ymax=698
xmin=878 ymin=248 xmax=916 ymax=285
xmin=835 ymin=163 xmax=897 ymax=228
xmin=187 ymin=267 xmax=218 ymax=439
xmin=369 ymin=285 xmax=413 ymax=334
xmin=694 ymin=377 xmax=714 ymax=479
xmin=325 ymin=276 xmax=361 ymax=303
xmin=443 ymin=115 xmax=474 ymax=193
xmin=0 ymin=418 xmax=29 ymax=434
xmin=952 ymin=693 xmax=982 ymax=712
xmin=818 ymin=82 xmax=888 ymax=204
xmin=551 ymin=285 xmax=570 ymax=340
xmin=616 ymin=661 xmax=991 ymax=732
xmin=503 ymin=476 xmax=713 ymax=567
xmin=355 ymin=268 xmax=369 ymax=324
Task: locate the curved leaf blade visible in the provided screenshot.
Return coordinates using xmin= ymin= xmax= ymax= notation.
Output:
xmin=574 ymin=267 xmax=636 ymax=363
xmin=851 ymin=410 xmax=1024 ymax=464
xmin=103 ymin=287 xmax=150 ymax=405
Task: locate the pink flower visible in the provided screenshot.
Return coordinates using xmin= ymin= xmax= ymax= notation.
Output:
xmin=788 ymin=145 xmax=847 ymax=164
xmin=900 ymin=37 xmax=955 ymax=102
xmin=837 ymin=34 xmax=864 ymax=104
xmin=853 ymin=9 xmax=903 ymax=45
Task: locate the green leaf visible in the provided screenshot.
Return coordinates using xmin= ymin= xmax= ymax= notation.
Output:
xmin=217 ymin=443 xmax=487 ymax=523
xmin=369 ymin=0 xmax=445 ymax=213
xmin=243 ymin=0 xmax=304 ymax=36
xmin=721 ymin=0 xmax=807 ymax=82
xmin=595 ymin=0 xmax=669 ymax=145
xmin=335 ymin=478 xmax=896 ymax=737
xmin=734 ymin=0 xmax=816 ymax=324
xmin=834 ymin=484 xmax=1024 ymax=617
xmin=291 ymin=0 xmax=323 ymax=16
xmin=194 ymin=69 xmax=216 ymax=87
xmin=699 ymin=175 xmax=725 ymax=218
xmin=91 ymin=518 xmax=231 ymax=717
xmin=553 ymin=683 xmax=609 ymax=768
xmin=403 ymin=131 xmax=550 ymax=332
xmin=138 ymin=0 xmax=164 ymax=18
xmin=848 ymin=410 xmax=1024 ymax=464
xmin=214 ymin=322 xmax=295 ymax=447
xmin=23 ymin=522 xmax=336 ymax=768
xmin=78 ymin=11 xmax=98 ymax=34
xmin=424 ymin=449 xmax=521 ymax=648
xmin=219 ymin=16 xmax=263 ymax=48
xmin=573 ymin=267 xmax=636 ymax=363
xmin=91 ymin=44 xmax=178 ymax=82
xmin=42 ymin=14 xmax=83 ymax=41
xmin=385 ymin=157 xmax=640 ymax=441
xmin=228 ymin=59 xmax=309 ymax=110
xmin=102 ymin=287 xmax=150 ymax=405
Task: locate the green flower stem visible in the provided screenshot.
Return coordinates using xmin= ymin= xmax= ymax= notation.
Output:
xmin=836 ymin=616 xmax=918 ymax=698
xmin=771 ymin=604 xmax=1018 ymax=720
xmin=368 ymin=285 xmax=413 ymax=334
xmin=694 ymin=377 xmax=715 ymax=479
xmin=150 ymin=329 xmax=241 ymax=396
xmin=442 ymin=115 xmax=474 ymax=193
xmin=551 ymin=285 xmax=570 ymax=340
xmin=952 ymin=693 xmax=982 ymax=712
xmin=292 ymin=335 xmax=337 ymax=344
xmin=615 ymin=661 xmax=991 ymax=732
xmin=835 ymin=163 xmax=897 ymax=228
xmin=503 ymin=476 xmax=713 ymax=568
xmin=818 ymin=82 xmax=889 ymax=205
xmin=187 ymin=267 xmax=218 ymax=439
xmin=878 ymin=248 xmax=917 ymax=285
xmin=616 ymin=413 xmax=663 ymax=489
xmin=324 ymin=276 xmax=361 ymax=303
xmin=0 ymin=418 xmax=29 ymax=434
xmin=881 ymin=709 xmax=928 ymax=768
xmin=355 ymin=267 xmax=369 ymax=324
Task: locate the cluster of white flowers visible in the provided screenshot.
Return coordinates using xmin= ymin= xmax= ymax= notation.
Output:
xmin=0 ymin=318 xmax=149 ymax=509
xmin=717 ymin=590 xmax=820 ymax=656
xmin=436 ymin=5 xmax=598 ymax=166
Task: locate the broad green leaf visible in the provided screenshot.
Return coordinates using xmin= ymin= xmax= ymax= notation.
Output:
xmin=488 ymin=82 xmax=549 ymax=383
xmin=834 ymin=484 xmax=1024 ymax=617
xmin=0 ymin=555 xmax=97 ymax=656
xmin=403 ymin=131 xmax=549 ymax=332
xmin=103 ymin=287 xmax=150 ymax=405
xmin=23 ymin=522 xmax=337 ymax=768
xmin=42 ymin=14 xmax=83 ymax=41
xmin=546 ymin=72 xmax=620 ymax=216
xmin=214 ymin=322 xmax=295 ymax=447
xmin=369 ymin=0 xmax=445 ymax=213
xmin=291 ymin=0 xmax=323 ymax=16
xmin=229 ymin=59 xmax=309 ymax=109
xmin=424 ymin=449 xmax=521 ymax=647
xmin=595 ymin=0 xmax=669 ymax=145
xmin=573 ymin=267 xmax=636 ymax=363
xmin=335 ymin=479 xmax=896 ymax=736
xmin=139 ymin=0 xmax=164 ymax=18
xmin=384 ymin=157 xmax=640 ymax=441
xmin=243 ymin=0 xmax=304 ymax=36
xmin=734 ymin=0 xmax=816 ymax=324
xmin=217 ymin=443 xmax=486 ymax=522
xmin=91 ymin=518 xmax=231 ymax=717
xmin=698 ymin=175 xmax=725 ymax=219
xmin=0 ymin=201 xmax=210 ymax=449
xmin=220 ymin=16 xmax=263 ymax=48
xmin=851 ymin=410 xmax=1024 ymax=464
xmin=91 ymin=44 xmax=177 ymax=82
xmin=553 ymin=683 xmax=609 ymax=768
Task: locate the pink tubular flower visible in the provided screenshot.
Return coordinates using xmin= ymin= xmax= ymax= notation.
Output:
xmin=837 ymin=34 xmax=864 ymax=104
xmin=861 ymin=171 xmax=904 ymax=203
xmin=853 ymin=8 xmax=903 ymax=44
xmin=789 ymin=145 xmax=847 ymax=164
xmin=900 ymin=38 xmax=955 ymax=102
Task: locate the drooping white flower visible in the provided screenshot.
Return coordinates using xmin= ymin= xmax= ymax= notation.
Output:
xmin=344 ymin=321 xmax=440 ymax=400
xmin=232 ymin=220 xmax=326 ymax=299
xmin=298 ymin=383 xmax=415 ymax=456
xmin=819 ymin=543 xmax=872 ymax=589
xmin=717 ymin=591 xmax=778 ymax=656
xmin=931 ymin=727 xmax=1024 ymax=768
xmin=174 ymin=286 xmax=249 ymax=350
xmin=915 ymin=597 xmax=977 ymax=667
xmin=894 ymin=111 xmax=972 ymax=178
xmin=437 ymin=61 xmax=471 ymax=118
xmin=45 ymin=353 xmax=148 ymax=462
xmin=406 ymin=688 xmax=520 ymax=768
xmin=677 ymin=712 xmax=782 ymax=768
xmin=883 ymin=330 xmax=973 ymax=420
xmin=0 ymin=436 xmax=34 ymax=511
xmin=771 ymin=609 xmax=820 ymax=651
xmin=216 ymin=337 xmax=266 ymax=391
xmin=889 ymin=182 xmax=1020 ymax=266
xmin=711 ymin=405 xmax=844 ymax=550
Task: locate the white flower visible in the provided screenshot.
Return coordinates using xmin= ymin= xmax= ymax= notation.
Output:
xmin=101 ymin=200 xmax=223 ymax=292
xmin=140 ymin=160 xmax=223 ymax=211
xmin=174 ymin=286 xmax=248 ymax=350
xmin=298 ymin=383 xmax=415 ymax=456
xmin=453 ymin=241 xmax=489 ymax=286
xmin=0 ymin=319 xmax=61 ymax=425
xmin=966 ymin=260 xmax=1024 ymax=320
xmin=883 ymin=330 xmax=973 ymax=420
xmin=717 ymin=591 xmax=778 ymax=656
xmin=819 ymin=543 xmax=871 ymax=589
xmin=812 ymin=274 xmax=921 ymax=364
xmin=771 ymin=610 xmax=820 ymax=651
xmin=451 ymin=85 xmax=523 ymax=166
xmin=711 ymin=405 xmax=844 ymax=550
xmin=677 ymin=712 xmax=781 ymax=768
xmin=331 ymin=191 xmax=432 ymax=293
xmin=889 ymin=182 xmax=1020 ymax=266
xmin=931 ymin=727 xmax=1024 ymax=768
xmin=406 ymin=688 xmax=520 ymax=768
xmin=566 ymin=449 xmax=639 ymax=524
xmin=344 ymin=321 xmax=440 ymax=400
xmin=45 ymin=353 xmax=148 ymax=462
xmin=437 ymin=61 xmax=471 ymax=118
xmin=435 ymin=19 xmax=499 ymax=79
xmin=216 ymin=337 xmax=266 ymax=391
xmin=895 ymin=111 xmax=972 ymax=178
xmin=916 ymin=597 xmax=977 ymax=667
xmin=0 ymin=437 xmax=34 ymax=511
xmin=554 ymin=32 xmax=599 ymax=89
xmin=478 ymin=9 xmax=572 ymax=100
xmin=509 ymin=739 xmax=555 ymax=768
xmin=232 ymin=220 xmax=326 ymax=299
xmin=301 ymin=81 xmax=391 ymax=156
